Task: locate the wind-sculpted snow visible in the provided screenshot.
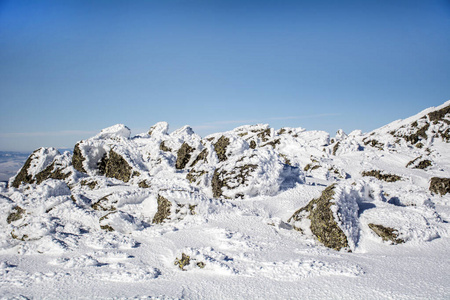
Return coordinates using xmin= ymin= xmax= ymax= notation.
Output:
xmin=1 ymin=102 xmax=450 ymax=298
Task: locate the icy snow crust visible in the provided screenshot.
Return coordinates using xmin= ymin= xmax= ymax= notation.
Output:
xmin=1 ymin=103 xmax=450 ymax=299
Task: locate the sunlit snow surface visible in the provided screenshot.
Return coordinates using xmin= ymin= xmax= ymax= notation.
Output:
xmin=1 ymin=103 xmax=450 ymax=299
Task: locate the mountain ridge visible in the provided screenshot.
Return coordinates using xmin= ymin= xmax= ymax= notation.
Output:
xmin=0 ymin=101 xmax=449 ymax=298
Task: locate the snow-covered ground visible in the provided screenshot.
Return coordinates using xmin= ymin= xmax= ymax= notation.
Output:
xmin=1 ymin=102 xmax=449 ymax=299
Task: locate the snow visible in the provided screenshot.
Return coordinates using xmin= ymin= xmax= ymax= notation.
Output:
xmin=1 ymin=103 xmax=450 ymax=299
xmin=95 ymin=124 xmax=131 ymax=140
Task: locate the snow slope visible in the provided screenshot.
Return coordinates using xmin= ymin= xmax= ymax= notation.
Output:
xmin=1 ymin=102 xmax=450 ymax=299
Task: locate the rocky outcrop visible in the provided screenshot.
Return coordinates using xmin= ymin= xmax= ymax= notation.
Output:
xmin=368 ymin=224 xmax=404 ymax=244
xmin=91 ymin=195 xmax=117 ymax=212
xmin=428 ymin=104 xmax=450 ymax=123
xmin=159 ymin=141 xmax=172 ymax=152
xmin=98 ymin=150 xmax=132 ymax=183
xmin=35 ymin=162 xmax=71 ymax=184
xmin=288 ymin=185 xmax=349 ymax=251
xmin=212 ymin=164 xmax=258 ymax=199
xmin=152 ymin=195 xmax=172 ymax=224
xmin=214 ymin=136 xmax=230 ymax=162
xmin=7 ymin=206 xmax=25 ymax=224
xmin=406 ymin=157 xmax=432 ymax=170
xmin=11 ymin=151 xmax=37 ymax=188
xmin=189 ymin=149 xmax=208 ymax=167
xmin=176 ymin=143 xmax=194 ymax=170
xmin=72 ymin=143 xmax=86 ymax=173
xmin=388 ymin=103 xmax=450 ymax=145
xmin=11 ymin=148 xmax=64 ymax=188
xmin=429 ymin=177 xmax=450 ymax=196
xmin=362 ymin=170 xmax=402 ymax=182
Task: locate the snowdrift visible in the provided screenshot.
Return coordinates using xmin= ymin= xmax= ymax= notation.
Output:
xmin=1 ymin=101 xmax=450 ymax=299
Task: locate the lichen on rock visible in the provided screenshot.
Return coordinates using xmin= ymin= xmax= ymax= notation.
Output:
xmin=261 ymin=138 xmax=280 ymax=149
xmin=288 ymin=184 xmax=349 ymax=251
xmin=91 ymin=195 xmax=117 ymax=211
xmin=98 ymin=150 xmax=132 ymax=182
xmin=11 ymin=148 xmax=66 ymax=188
xmin=214 ymin=136 xmax=230 ymax=162
xmin=428 ymin=103 xmax=450 ymax=123
xmin=186 ymin=170 xmax=206 ymax=184
xmin=35 ymin=162 xmax=71 ymax=185
xmin=72 ymin=143 xmax=87 ymax=173
xmin=332 ymin=142 xmax=340 ymax=155
xmin=362 ymin=170 xmax=402 ymax=182
xmin=406 ymin=157 xmax=432 ymax=170
xmin=368 ymin=223 xmax=404 ymax=244
xmin=211 ymin=164 xmax=258 ymax=199
xmin=429 ymin=177 xmax=450 ymax=196
xmin=174 ymin=253 xmax=190 ymax=271
xmin=152 ymin=195 xmax=172 ymax=224
xmin=159 ymin=141 xmax=172 ymax=152
xmin=7 ymin=206 xmax=25 ymax=224
xmin=189 ymin=149 xmax=208 ymax=167
xmin=257 ymin=128 xmax=271 ymax=142
xmin=11 ymin=150 xmax=39 ymax=188
xmin=212 ymin=169 xmax=224 ymax=198
xmin=138 ymin=180 xmax=151 ymax=188
xmin=80 ymin=180 xmax=98 ymax=190
xmin=176 ymin=143 xmax=194 ymax=170
xmin=363 ymin=139 xmax=384 ymax=150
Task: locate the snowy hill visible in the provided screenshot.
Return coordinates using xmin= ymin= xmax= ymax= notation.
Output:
xmin=1 ymin=101 xmax=450 ymax=299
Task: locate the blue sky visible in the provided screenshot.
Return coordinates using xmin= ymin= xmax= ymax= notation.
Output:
xmin=0 ymin=0 xmax=449 ymax=151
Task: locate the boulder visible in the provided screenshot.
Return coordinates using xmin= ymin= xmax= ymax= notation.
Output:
xmin=72 ymin=143 xmax=87 ymax=173
xmin=362 ymin=170 xmax=402 ymax=182
xmin=11 ymin=148 xmax=62 ymax=188
xmin=152 ymin=195 xmax=172 ymax=224
xmin=176 ymin=143 xmax=194 ymax=170
xmin=288 ymin=184 xmax=349 ymax=251
xmin=98 ymin=150 xmax=132 ymax=182
xmin=213 ymin=136 xmax=230 ymax=162
xmin=429 ymin=177 xmax=450 ymax=196
xmin=368 ymin=223 xmax=404 ymax=244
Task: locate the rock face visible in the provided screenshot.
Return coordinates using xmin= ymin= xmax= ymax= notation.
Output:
xmin=11 ymin=151 xmax=36 ymax=188
xmin=406 ymin=157 xmax=432 ymax=169
xmin=72 ymin=143 xmax=86 ymax=173
xmin=4 ymin=100 xmax=450 ymax=255
xmin=366 ymin=101 xmax=450 ymax=147
xmin=7 ymin=206 xmax=25 ymax=224
xmin=213 ymin=136 xmax=230 ymax=162
xmin=362 ymin=170 xmax=402 ymax=182
xmin=11 ymin=148 xmax=66 ymax=188
xmin=288 ymin=185 xmax=349 ymax=251
xmin=35 ymin=161 xmax=71 ymax=184
xmin=152 ymin=195 xmax=172 ymax=224
xmin=429 ymin=177 xmax=450 ymax=196
xmin=212 ymin=164 xmax=258 ymax=198
xmin=176 ymin=143 xmax=194 ymax=170
xmin=98 ymin=150 xmax=132 ymax=183
xmin=368 ymin=224 xmax=404 ymax=244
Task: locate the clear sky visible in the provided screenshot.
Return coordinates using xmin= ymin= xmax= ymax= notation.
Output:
xmin=1 ymin=0 xmax=449 ymax=151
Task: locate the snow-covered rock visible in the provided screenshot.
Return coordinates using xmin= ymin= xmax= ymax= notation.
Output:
xmin=1 ymin=101 xmax=450 ymax=299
